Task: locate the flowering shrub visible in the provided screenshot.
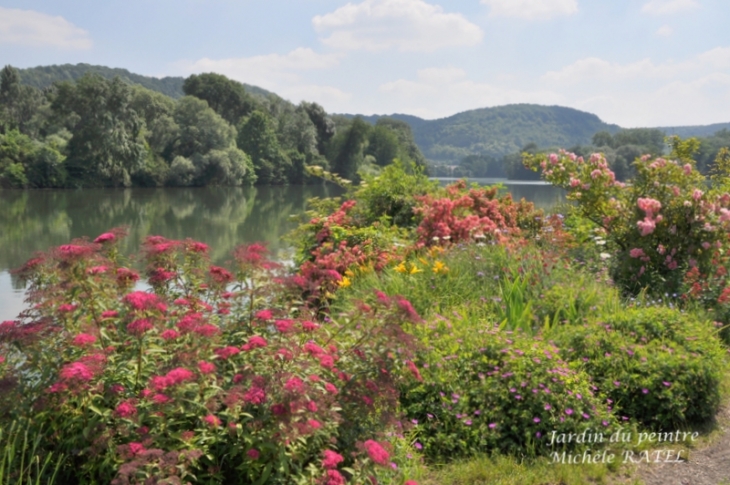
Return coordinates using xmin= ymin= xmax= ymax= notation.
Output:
xmin=553 ymin=307 xmax=725 ymax=430
xmin=413 ymin=180 xmax=539 ymax=247
xmin=1 ymin=230 xmax=423 ymax=484
xmin=400 ymin=318 xmax=616 ymax=461
xmin=524 ymin=139 xmax=730 ymax=296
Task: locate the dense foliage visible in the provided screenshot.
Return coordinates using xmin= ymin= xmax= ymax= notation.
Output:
xmin=0 ymin=65 xmax=425 ymax=189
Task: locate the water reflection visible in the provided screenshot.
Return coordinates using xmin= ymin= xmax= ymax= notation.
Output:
xmin=433 ymin=178 xmax=565 ymax=209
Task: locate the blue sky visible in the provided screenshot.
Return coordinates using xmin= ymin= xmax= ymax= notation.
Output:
xmin=1 ymin=0 xmax=728 ymax=127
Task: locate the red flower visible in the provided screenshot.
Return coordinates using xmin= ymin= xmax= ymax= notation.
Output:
xmin=304 ymin=341 xmax=325 ymax=356
xmin=405 ymin=360 xmax=423 ymax=381
xmin=160 ymin=329 xmax=179 ymax=340
xmin=308 ymin=419 xmax=322 ymax=430
xmin=60 ymin=362 xmax=94 ymax=382
xmin=396 ymin=297 xmax=421 ymax=322
xmin=193 ymin=324 xmax=220 ymax=337
xmin=275 ymin=319 xmax=294 ymax=332
xmin=284 ymin=377 xmax=305 ymax=394
xmin=101 ymin=310 xmax=119 ymax=318
xmin=325 ymin=382 xmax=338 ymax=395
xmin=188 ymin=241 xmax=209 ymax=253
xmin=209 ymin=266 xmax=233 ymax=284
xmin=243 ymin=386 xmax=267 ymax=405
xmin=255 ymin=309 xmax=274 ymax=320
xmin=319 ymin=355 xmax=335 ymax=369
xmin=247 ymin=449 xmax=260 ymax=460
xmin=302 ymin=320 xmax=319 ymax=331
xmin=324 ymin=470 xmax=346 ymax=485
xmin=123 ymin=291 xmax=165 ymax=312
xmin=322 ymin=450 xmax=344 ymax=469
xmin=364 ymin=440 xmax=390 ymax=466
xmin=128 ymin=442 xmax=146 ymax=456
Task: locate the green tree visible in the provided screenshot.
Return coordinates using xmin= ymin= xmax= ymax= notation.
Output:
xmin=172 ymin=96 xmax=236 ymax=159
xmin=327 ymin=116 xmax=370 ymax=181
xmin=0 ymin=65 xmax=46 ymax=137
xmin=237 ymin=110 xmax=290 ymax=185
xmin=183 ymin=73 xmax=256 ymax=126
xmin=301 ymin=102 xmax=335 ymax=154
xmin=52 ymin=74 xmax=145 ymax=187
xmin=366 ymin=124 xmax=401 ymax=167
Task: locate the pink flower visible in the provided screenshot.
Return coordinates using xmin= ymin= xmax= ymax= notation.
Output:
xmin=86 ymin=266 xmax=108 ymax=275
xmin=203 ymin=414 xmax=221 ymax=427
xmin=637 ymin=219 xmax=656 ymax=237
xmin=198 ymin=361 xmax=216 ymax=374
xmin=101 ymin=310 xmax=119 ymax=318
xmin=302 ymin=320 xmax=319 ymax=331
xmin=322 ymin=450 xmax=344 ymax=469
xmin=127 ymin=318 xmax=153 ymax=336
xmin=275 ymin=319 xmax=294 ymax=332
xmin=72 ymin=333 xmax=97 ymax=346
xmin=193 ymin=324 xmax=219 ymax=337
xmin=254 ymin=309 xmax=274 ymax=320
xmin=215 ymin=346 xmax=240 ymax=359
xmin=58 ymin=304 xmax=77 ymax=313
xmin=405 ymin=481 xmax=419 ymax=485
xmin=94 ymin=232 xmax=116 ymax=244
xmin=319 ymin=355 xmax=335 ymax=369
xmin=637 ymin=197 xmax=662 ymax=217
xmin=166 ymin=367 xmax=194 ymax=385
xmin=396 ymin=297 xmax=421 ymax=322
xmin=308 ymin=419 xmax=322 ymax=430
xmin=123 ymin=291 xmax=165 ymax=312
xmin=324 ymin=470 xmax=346 ymax=485
xmin=629 ymin=248 xmax=645 ymax=258
xmin=60 ymin=362 xmax=94 ymax=382
xmin=160 ymin=329 xmax=179 ymax=340
xmin=683 ymin=164 xmax=692 ymax=176
xmin=242 ymin=336 xmax=267 ymax=351
xmin=325 ymin=382 xmax=338 ymax=394
xmin=364 ymin=440 xmax=390 ymax=466
xmin=128 ymin=442 xmax=145 ymax=456
xmin=693 ymin=189 xmax=704 ymax=201
xmin=115 ymin=401 xmax=137 ymax=418
xmin=247 ymin=449 xmax=260 ymax=460
xmin=188 ymin=241 xmax=209 ymax=253
xmin=209 ymin=265 xmax=233 ymax=284
xmin=243 ymin=386 xmax=267 ymax=405
xmin=284 ymin=377 xmax=305 ymax=394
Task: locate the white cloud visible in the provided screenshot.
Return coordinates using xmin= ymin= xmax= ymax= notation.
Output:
xmin=312 ymin=0 xmax=482 ymax=52
xmin=641 ymin=0 xmax=700 ymax=15
xmin=481 ymin=0 xmax=578 ymax=20
xmin=177 ymin=48 xmax=341 ymax=89
xmin=539 ymin=47 xmax=730 ymax=126
xmin=281 ymin=84 xmax=353 ymax=110
xmin=0 ymin=7 xmax=92 ymax=49
xmin=655 ymin=25 xmax=673 ymax=37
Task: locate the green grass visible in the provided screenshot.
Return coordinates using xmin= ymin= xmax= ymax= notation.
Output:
xmin=0 ymin=421 xmax=62 ymax=485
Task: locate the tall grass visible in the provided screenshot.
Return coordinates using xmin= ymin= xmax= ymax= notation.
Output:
xmin=0 ymin=421 xmax=62 ymax=485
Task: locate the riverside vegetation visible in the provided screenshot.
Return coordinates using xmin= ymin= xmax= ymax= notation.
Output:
xmin=1 ymin=139 xmax=730 ymax=484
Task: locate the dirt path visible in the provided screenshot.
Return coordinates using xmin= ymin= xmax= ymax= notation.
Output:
xmin=635 ymin=406 xmax=730 ymax=485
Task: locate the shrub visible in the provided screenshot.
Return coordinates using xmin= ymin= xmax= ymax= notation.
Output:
xmin=1 ymin=230 xmax=422 ymax=484
xmin=400 ymin=318 xmax=615 ymax=461
xmin=552 ymin=307 xmax=726 ymax=430
xmin=524 ymin=140 xmax=730 ymax=297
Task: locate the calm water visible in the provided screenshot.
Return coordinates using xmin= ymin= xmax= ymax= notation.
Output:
xmin=0 ymin=181 xmax=563 ymax=321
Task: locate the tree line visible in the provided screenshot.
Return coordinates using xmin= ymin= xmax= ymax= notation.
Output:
xmin=0 ymin=66 xmax=425 ymax=189
xmin=433 ymin=127 xmax=730 ymax=181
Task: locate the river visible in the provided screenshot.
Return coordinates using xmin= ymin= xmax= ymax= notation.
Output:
xmin=0 ymin=180 xmax=564 ymax=321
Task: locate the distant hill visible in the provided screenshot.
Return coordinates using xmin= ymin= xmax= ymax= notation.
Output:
xmin=659 ymin=123 xmax=730 ymax=138
xmin=15 ymin=63 xmax=274 ymax=100
xmin=346 ymin=105 xmax=622 ymax=162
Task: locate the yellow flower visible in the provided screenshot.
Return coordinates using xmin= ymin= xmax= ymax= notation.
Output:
xmin=345 ymin=269 xmax=355 ymax=278
xmin=338 ymin=276 xmax=352 ymax=288
xmin=429 ymin=246 xmax=445 ymax=258
xmin=409 ymin=264 xmax=423 ymax=274
xmin=395 ymin=262 xmax=407 ymax=273
xmin=432 ymin=261 xmax=448 ymax=274
xmin=418 ymin=257 xmax=429 ymax=266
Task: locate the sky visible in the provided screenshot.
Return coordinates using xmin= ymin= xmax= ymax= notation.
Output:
xmin=0 ymin=0 xmax=729 ymax=127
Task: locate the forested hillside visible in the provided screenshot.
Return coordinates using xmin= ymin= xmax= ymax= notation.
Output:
xmin=0 ymin=65 xmax=425 ymax=189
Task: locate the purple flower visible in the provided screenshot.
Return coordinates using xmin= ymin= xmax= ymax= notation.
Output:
xmin=411 ymin=419 xmax=418 ymax=424
xmin=544 ymin=404 xmax=551 ymax=410
xmin=489 ymin=423 xmax=497 ymax=429
xmin=536 ymin=431 xmax=542 ymax=438
xmin=582 ymin=413 xmax=590 ymax=419
xmin=515 ymin=394 xmax=522 ymax=400
xmin=474 ymin=410 xmax=481 ymax=415
xmin=414 ymin=442 xmax=423 ymax=450
xmin=663 ymin=381 xmax=672 ymax=387
xmin=613 ymin=381 xmax=621 ymax=387
xmin=565 ymin=408 xmax=573 ymax=415
xmin=602 ymin=420 xmax=610 ymax=427
xmin=464 ymin=420 xmax=472 ymax=426
xmin=642 ymin=388 xmax=649 ymax=394
xmin=533 ymin=417 xmax=541 ymax=423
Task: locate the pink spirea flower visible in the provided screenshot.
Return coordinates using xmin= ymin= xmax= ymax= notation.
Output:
xmin=72 ymin=333 xmax=97 ymax=346
xmin=58 ymin=304 xmax=76 ymax=313
xmin=242 ymin=335 xmax=267 ymax=351
xmin=284 ymin=377 xmax=305 ymax=394
xmin=302 ymin=320 xmax=319 ymax=331
xmin=308 ymin=419 xmax=322 ymax=430
xmin=405 ymin=481 xmax=419 ymax=485
xmin=275 ymin=319 xmax=294 ymax=332
xmin=115 ymin=401 xmax=137 ymax=418
xmin=94 ymin=232 xmax=116 ymax=244
xmin=194 ymin=324 xmax=220 ymax=337
xmin=101 ymin=310 xmax=119 ymax=318
xmin=204 ymin=414 xmax=221 ymax=427
xmin=215 ymin=346 xmax=240 ymax=359
xmin=396 ymin=297 xmax=421 ymax=322
xmin=325 ymin=382 xmax=338 ymax=394
xmin=325 ymin=470 xmax=346 ymax=485
xmin=127 ymin=318 xmax=154 ymax=336
xmin=128 ymin=442 xmax=146 ymax=456
xmin=322 ymin=450 xmax=344 ymax=469
xmin=255 ymin=309 xmax=274 ymax=320
xmin=319 ymin=355 xmax=335 ymax=369
xmin=58 ymin=244 xmax=93 ymax=259
xmin=198 ymin=361 xmax=216 ymax=374
xmin=364 ymin=440 xmax=390 ymax=466
xmin=188 ymin=241 xmax=209 ymax=253
xmin=160 ymin=329 xmax=179 ymax=340
xmin=86 ymin=266 xmax=108 ymax=275
xmin=304 ymin=341 xmax=325 ymax=356
xmin=123 ymin=291 xmax=165 ymax=312
xmin=60 ymin=362 xmax=94 ymax=382
xmin=243 ymin=386 xmax=267 ymax=405
xmin=247 ymin=449 xmax=260 ymax=460
xmin=209 ymin=265 xmax=233 ymax=283
xmin=167 ymin=367 xmax=194 ymax=385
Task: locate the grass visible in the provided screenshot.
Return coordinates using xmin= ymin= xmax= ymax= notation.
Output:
xmin=0 ymin=420 xmax=62 ymax=485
